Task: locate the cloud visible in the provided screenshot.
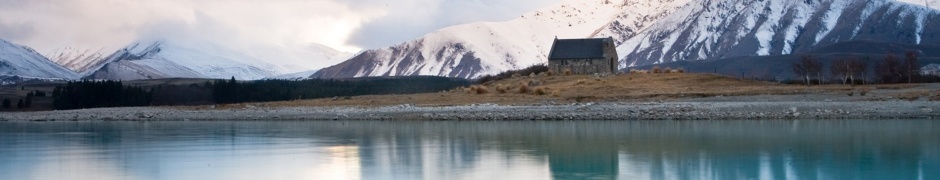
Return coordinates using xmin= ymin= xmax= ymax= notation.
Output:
xmin=0 ymin=0 xmax=377 ymax=53
xmin=0 ymin=20 xmax=35 ymax=42
xmin=345 ymin=0 xmax=564 ymax=49
xmin=0 ymin=0 xmax=563 ymax=60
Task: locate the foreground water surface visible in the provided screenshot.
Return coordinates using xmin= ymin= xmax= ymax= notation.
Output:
xmin=0 ymin=120 xmax=937 ymax=180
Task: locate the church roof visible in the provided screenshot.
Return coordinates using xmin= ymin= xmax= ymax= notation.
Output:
xmin=548 ymin=37 xmax=612 ymax=60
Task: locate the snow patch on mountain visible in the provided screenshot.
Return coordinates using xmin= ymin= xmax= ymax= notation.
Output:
xmin=45 ymin=46 xmax=107 ymax=73
xmin=617 ymin=0 xmax=940 ymax=68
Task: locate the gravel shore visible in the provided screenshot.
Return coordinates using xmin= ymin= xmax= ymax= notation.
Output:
xmin=2 ymin=99 xmax=937 ymax=121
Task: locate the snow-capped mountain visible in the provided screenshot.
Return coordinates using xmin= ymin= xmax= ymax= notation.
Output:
xmin=0 ymin=39 xmax=79 ymax=79
xmin=85 ymin=39 xmax=351 ymax=80
xmin=314 ymin=0 xmax=940 ymax=79
xmin=312 ymin=0 xmax=691 ymax=79
xmin=618 ymin=0 xmax=940 ymax=67
xmin=45 ymin=46 xmax=107 ymax=73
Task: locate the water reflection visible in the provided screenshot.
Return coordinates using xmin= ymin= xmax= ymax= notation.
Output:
xmin=0 ymin=120 xmax=937 ymax=179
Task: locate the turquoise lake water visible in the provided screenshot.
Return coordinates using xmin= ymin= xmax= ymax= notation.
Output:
xmin=0 ymin=120 xmax=937 ymax=180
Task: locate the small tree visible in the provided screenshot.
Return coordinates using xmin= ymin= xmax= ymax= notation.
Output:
xmin=16 ymin=99 xmax=24 ymax=109
xmin=849 ymin=58 xmax=869 ymax=85
xmin=793 ymin=55 xmax=822 ymax=85
xmin=831 ymin=58 xmax=849 ymax=84
xmin=1 ymin=98 xmax=10 ymax=109
xmin=877 ymin=53 xmax=902 ymax=83
xmin=832 ymin=57 xmax=868 ymax=85
xmin=904 ymin=51 xmax=919 ymax=83
xmin=25 ymin=92 xmax=33 ymax=108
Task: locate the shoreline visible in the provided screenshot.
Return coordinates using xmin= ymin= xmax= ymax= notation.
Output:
xmin=2 ymin=100 xmax=937 ymax=121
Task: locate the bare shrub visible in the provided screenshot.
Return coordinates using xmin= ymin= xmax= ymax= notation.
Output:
xmin=677 ymin=68 xmax=686 ymax=73
xmin=664 ymin=67 xmax=673 ymax=73
xmin=472 ymin=86 xmax=488 ymax=94
xmin=518 ymin=83 xmax=530 ymax=94
xmin=534 ymin=87 xmax=546 ymax=95
xmin=528 ymin=79 xmax=542 ymax=86
xmin=495 ymin=85 xmax=507 ymax=93
xmin=652 ymin=66 xmax=662 ymax=73
xmin=564 ymin=69 xmax=573 ymax=76
xmin=551 ymin=90 xmax=560 ymax=97
xmin=859 ymin=89 xmax=870 ymax=96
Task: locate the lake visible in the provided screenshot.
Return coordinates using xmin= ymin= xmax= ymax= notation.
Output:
xmin=0 ymin=120 xmax=937 ymax=180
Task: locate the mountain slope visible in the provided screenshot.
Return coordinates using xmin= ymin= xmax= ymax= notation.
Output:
xmin=617 ymin=0 xmax=940 ymax=67
xmin=312 ymin=0 xmax=690 ymax=79
xmin=45 ymin=46 xmax=107 ymax=73
xmin=0 ymin=39 xmax=79 ymax=79
xmin=86 ymin=40 xmax=350 ymax=80
xmin=315 ymin=0 xmax=940 ymax=79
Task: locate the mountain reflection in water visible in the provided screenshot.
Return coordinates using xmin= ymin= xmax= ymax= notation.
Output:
xmin=0 ymin=120 xmax=937 ymax=180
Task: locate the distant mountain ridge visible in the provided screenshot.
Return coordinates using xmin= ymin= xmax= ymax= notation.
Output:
xmin=83 ymin=39 xmax=351 ymax=80
xmin=0 ymin=39 xmax=79 ymax=79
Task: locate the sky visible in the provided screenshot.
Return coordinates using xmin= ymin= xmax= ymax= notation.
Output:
xmin=0 ymin=0 xmax=566 ymax=56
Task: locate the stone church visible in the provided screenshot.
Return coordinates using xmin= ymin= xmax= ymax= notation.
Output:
xmin=547 ymin=37 xmax=619 ymax=75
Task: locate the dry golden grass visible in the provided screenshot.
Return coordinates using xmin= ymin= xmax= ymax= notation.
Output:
xmin=254 ymin=73 xmax=931 ymax=108
xmin=896 ymin=90 xmax=934 ymax=101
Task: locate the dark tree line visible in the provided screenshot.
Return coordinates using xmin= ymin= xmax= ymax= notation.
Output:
xmin=50 ymin=76 xmax=472 ymax=109
xmin=793 ymin=51 xmax=938 ymax=85
xmin=52 ymin=80 xmax=152 ymax=110
xmin=1 ymin=90 xmax=45 ymax=110
xmin=1 ymin=98 xmax=10 ymax=109
xmin=151 ymin=83 xmax=214 ymax=106
xmin=212 ymin=76 xmax=472 ymax=104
